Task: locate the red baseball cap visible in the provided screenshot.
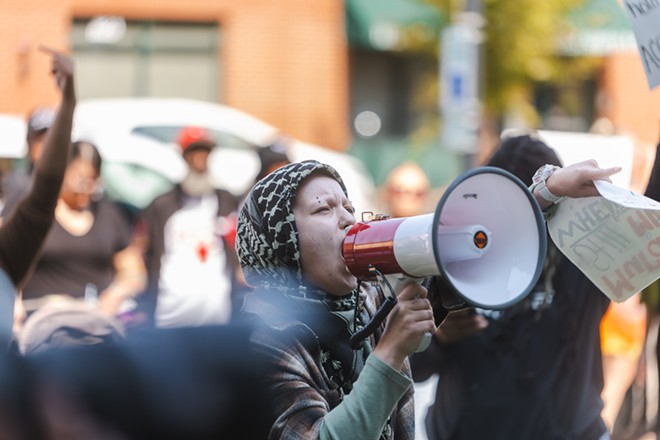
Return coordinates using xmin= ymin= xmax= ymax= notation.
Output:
xmin=177 ymin=126 xmax=215 ymax=154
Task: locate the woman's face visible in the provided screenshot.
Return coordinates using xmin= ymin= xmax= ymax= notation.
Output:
xmin=60 ymin=158 xmax=99 ymax=210
xmin=293 ymin=175 xmax=358 ymax=296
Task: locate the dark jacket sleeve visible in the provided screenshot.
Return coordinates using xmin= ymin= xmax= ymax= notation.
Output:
xmin=645 ymin=142 xmax=660 ymax=201
xmin=409 ymin=336 xmax=445 ymax=383
xmin=0 ymin=71 xmax=75 ymax=288
xmin=0 ymin=172 xmax=62 ymax=288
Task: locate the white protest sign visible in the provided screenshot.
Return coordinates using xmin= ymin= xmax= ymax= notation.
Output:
xmin=537 ymin=130 xmax=634 ymax=190
xmin=622 ymin=0 xmax=660 ymax=89
xmin=547 ymin=180 xmax=660 ymax=302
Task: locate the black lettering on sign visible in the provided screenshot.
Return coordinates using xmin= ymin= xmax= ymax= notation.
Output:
xmin=640 ymin=34 xmax=660 ymax=76
xmin=626 ymin=0 xmax=660 ymax=19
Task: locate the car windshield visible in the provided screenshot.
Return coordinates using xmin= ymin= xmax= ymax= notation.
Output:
xmin=132 ymin=126 xmax=259 ymax=151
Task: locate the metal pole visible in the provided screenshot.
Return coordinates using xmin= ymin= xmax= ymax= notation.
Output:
xmin=462 ymin=0 xmax=483 ymax=170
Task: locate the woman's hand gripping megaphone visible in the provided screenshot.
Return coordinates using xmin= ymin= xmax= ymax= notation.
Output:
xmin=372 ymin=280 xmax=436 ymax=368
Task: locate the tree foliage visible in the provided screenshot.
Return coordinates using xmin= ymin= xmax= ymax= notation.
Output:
xmin=425 ymin=0 xmax=601 ymax=124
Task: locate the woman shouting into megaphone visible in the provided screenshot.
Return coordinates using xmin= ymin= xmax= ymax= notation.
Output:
xmin=236 ymin=158 xmax=620 ymax=440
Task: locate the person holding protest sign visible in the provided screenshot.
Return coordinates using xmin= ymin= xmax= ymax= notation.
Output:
xmin=641 ymin=133 xmax=660 ymax=440
xmin=410 ymin=133 xmax=642 ymax=440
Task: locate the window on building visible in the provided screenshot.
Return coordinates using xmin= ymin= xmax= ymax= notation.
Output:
xmin=72 ymin=19 xmax=219 ymax=101
xmin=348 ymin=49 xmax=455 ymax=186
xmin=534 ymin=78 xmax=597 ymax=132
xmin=349 ymin=49 xmax=435 ymax=140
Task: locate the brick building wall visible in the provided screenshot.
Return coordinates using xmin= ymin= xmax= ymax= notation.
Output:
xmin=599 ymin=52 xmax=660 ymax=191
xmin=600 ymin=53 xmax=660 ymax=146
xmin=0 ymin=0 xmax=350 ymax=150
xmin=0 ymin=0 xmax=72 ymax=117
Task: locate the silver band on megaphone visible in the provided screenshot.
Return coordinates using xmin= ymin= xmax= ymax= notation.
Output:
xmin=343 ymin=166 xmax=548 ymax=352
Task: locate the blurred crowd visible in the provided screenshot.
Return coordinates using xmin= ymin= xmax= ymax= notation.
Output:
xmin=0 ymin=47 xmax=659 ymax=440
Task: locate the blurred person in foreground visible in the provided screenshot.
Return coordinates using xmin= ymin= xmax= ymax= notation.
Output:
xmin=140 ymin=126 xmax=242 ymax=328
xmin=0 ymin=325 xmax=271 ymax=439
xmin=0 ymin=46 xmax=75 ymax=345
xmin=410 ymin=133 xmax=656 ymax=440
xmin=236 ymin=157 xmax=619 ymax=439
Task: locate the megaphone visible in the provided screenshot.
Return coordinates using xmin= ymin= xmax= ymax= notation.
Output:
xmin=343 ymin=166 xmax=547 ymax=350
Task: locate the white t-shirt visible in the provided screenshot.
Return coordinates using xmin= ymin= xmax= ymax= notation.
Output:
xmin=156 ymin=194 xmax=232 ymax=327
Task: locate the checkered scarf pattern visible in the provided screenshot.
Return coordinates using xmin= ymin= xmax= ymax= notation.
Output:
xmin=236 ymin=160 xmax=349 ymax=301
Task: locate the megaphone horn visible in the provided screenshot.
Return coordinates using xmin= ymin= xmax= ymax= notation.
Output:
xmin=343 ymin=166 xmax=547 ymax=350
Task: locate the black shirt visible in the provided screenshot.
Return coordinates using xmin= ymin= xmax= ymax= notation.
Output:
xmin=411 ymin=258 xmax=610 ymax=440
xmin=22 ymin=198 xmax=131 ymax=301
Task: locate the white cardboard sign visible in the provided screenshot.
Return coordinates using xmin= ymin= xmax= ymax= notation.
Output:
xmin=547 ymin=180 xmax=660 ymax=302
xmin=622 ymin=0 xmax=660 ymax=89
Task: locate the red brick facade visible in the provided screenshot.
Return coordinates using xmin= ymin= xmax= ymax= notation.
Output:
xmin=0 ymin=0 xmax=350 ymax=151
xmin=1 ymin=1 xmax=659 ymax=161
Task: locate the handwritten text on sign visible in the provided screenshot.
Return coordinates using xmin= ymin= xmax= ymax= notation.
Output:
xmin=548 ymin=182 xmax=660 ymax=302
xmin=623 ymin=0 xmax=660 ymax=89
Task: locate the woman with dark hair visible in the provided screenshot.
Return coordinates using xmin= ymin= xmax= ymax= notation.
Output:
xmin=15 ymin=140 xmax=146 ymax=340
xmin=485 ymin=133 xmax=563 ymax=185
xmin=409 ymin=133 xmax=648 ymax=440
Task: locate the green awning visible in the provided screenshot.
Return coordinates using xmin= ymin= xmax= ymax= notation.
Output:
xmin=560 ymin=0 xmax=636 ymax=55
xmin=346 ymin=0 xmax=444 ymax=51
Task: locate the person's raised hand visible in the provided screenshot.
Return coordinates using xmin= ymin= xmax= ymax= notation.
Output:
xmin=373 ymin=281 xmax=436 ymax=371
xmin=434 ymin=309 xmax=488 ymax=344
xmin=38 ymin=45 xmax=74 ymax=99
xmin=547 ymin=160 xmax=621 ymax=199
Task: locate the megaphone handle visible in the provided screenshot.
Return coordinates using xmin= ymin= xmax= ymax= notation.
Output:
xmin=415 ymin=332 xmax=432 ymax=353
xmin=391 ymin=275 xmax=435 ymax=353
xmin=349 ymin=295 xmax=433 ymax=352
xmin=350 ymin=270 xmax=435 ymax=352
xmin=412 ymin=277 xmax=434 ymax=353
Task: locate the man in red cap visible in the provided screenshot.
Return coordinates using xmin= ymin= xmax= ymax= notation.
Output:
xmin=139 ymin=126 xmax=242 ymax=328
xmin=176 ymin=127 xmax=216 ymax=196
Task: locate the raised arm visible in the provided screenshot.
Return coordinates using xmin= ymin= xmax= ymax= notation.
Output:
xmin=0 ymin=47 xmax=75 ymax=288
xmin=32 ymin=47 xmax=75 ymax=183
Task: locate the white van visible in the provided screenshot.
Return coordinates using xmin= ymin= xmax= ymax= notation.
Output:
xmin=72 ymin=98 xmax=377 ymax=213
xmin=0 ymin=114 xmax=27 ymax=159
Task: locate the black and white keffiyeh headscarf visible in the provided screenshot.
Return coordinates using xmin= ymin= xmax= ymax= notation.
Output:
xmin=237 ymin=160 xmax=354 ymax=308
xmin=238 ymin=160 xmax=387 ymax=414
